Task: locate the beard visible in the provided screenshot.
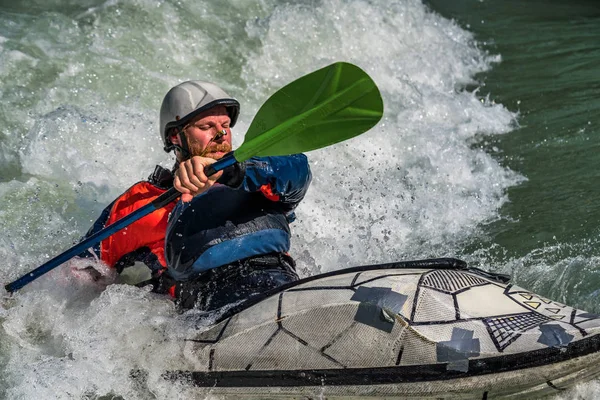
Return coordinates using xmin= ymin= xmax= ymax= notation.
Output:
xmin=187 ymin=135 xmax=232 ymax=159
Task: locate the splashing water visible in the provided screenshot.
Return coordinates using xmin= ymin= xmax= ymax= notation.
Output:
xmin=1 ymin=0 xmax=596 ymax=398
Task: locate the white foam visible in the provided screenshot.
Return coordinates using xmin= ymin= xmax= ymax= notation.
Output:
xmin=19 ymin=103 xmax=171 ymax=202
xmin=2 ymin=283 xmax=204 ymax=399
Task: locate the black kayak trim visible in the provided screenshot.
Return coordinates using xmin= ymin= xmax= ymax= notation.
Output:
xmin=165 ymin=332 xmax=600 ymax=387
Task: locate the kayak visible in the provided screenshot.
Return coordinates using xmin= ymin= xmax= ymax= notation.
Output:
xmin=164 ymin=258 xmax=600 ymax=399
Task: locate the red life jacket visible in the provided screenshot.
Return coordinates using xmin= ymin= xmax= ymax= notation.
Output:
xmin=99 ymin=181 xmax=177 ymax=269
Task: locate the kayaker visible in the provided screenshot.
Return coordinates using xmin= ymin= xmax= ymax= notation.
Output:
xmin=76 ymin=80 xmax=311 ymax=311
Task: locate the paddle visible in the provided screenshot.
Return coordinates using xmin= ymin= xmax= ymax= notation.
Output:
xmin=5 ymin=61 xmax=383 ymax=293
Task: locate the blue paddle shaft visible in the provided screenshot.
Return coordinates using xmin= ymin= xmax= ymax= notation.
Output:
xmin=4 ymin=154 xmax=237 ymax=293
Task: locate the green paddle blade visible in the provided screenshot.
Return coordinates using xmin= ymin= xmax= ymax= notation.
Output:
xmin=233 ymin=62 xmax=383 ymax=162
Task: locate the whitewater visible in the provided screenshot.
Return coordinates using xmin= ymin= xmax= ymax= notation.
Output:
xmin=1 ymin=0 xmax=597 ymax=398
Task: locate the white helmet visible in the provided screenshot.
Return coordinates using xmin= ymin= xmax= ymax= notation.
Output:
xmin=159 ymin=81 xmax=240 ymax=152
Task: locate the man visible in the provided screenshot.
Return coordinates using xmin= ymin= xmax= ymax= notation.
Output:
xmin=78 ymin=81 xmax=311 ymax=311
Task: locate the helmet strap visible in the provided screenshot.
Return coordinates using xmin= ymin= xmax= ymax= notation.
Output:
xmin=173 ymin=129 xmax=192 ymax=161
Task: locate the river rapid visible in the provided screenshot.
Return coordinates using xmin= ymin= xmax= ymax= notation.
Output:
xmin=0 ymin=0 xmax=598 ymax=398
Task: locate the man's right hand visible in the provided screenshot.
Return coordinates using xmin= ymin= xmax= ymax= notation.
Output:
xmin=174 ymin=156 xmax=224 ymax=202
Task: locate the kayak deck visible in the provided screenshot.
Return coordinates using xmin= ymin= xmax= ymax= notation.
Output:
xmin=165 ymin=258 xmax=600 ymax=398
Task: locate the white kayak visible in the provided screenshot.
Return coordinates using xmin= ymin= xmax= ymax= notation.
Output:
xmin=164 ymin=258 xmax=600 ymax=399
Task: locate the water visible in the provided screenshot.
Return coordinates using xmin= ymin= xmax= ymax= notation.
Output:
xmin=429 ymin=0 xmax=600 ymax=314
xmin=0 ymin=0 xmax=598 ymax=398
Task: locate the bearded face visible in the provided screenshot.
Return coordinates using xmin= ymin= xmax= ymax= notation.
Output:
xmin=187 ymin=133 xmax=232 ymax=159
xmin=170 ymin=106 xmax=233 ymax=163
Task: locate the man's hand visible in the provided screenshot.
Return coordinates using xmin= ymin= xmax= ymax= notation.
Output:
xmin=68 ymin=259 xmax=116 ymax=287
xmin=174 ymin=156 xmax=223 ymax=202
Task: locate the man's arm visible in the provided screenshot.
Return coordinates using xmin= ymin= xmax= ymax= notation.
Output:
xmin=237 ymin=154 xmax=312 ymax=206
